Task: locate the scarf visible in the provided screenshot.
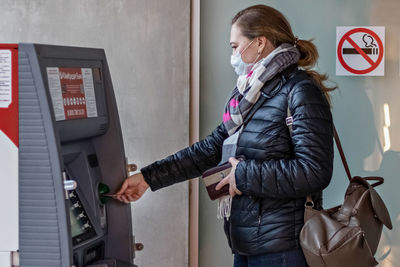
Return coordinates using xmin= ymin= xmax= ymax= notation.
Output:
xmin=217 ymin=43 xmax=300 ymax=220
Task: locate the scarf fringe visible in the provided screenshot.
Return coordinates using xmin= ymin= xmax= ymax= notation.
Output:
xmin=217 ymin=195 xmax=232 ymax=220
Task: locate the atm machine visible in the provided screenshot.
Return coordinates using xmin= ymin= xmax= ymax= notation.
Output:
xmin=0 ymin=43 xmax=139 ymax=267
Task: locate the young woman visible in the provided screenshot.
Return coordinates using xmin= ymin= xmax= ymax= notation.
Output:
xmin=116 ymin=5 xmax=335 ymax=267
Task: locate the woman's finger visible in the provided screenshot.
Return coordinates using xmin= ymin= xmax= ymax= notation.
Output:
xmin=216 ymin=176 xmax=230 ymax=190
xmin=228 ymin=157 xmax=239 ymax=166
xmin=127 ymin=195 xmax=135 ymax=202
xmin=229 ymin=186 xmax=236 ymax=197
xmin=116 ymin=195 xmax=124 ymax=202
xmin=234 ymin=187 xmax=242 ymax=195
xmin=132 ymin=192 xmax=143 ymax=201
xmin=121 ymin=195 xmax=130 ymax=204
xmin=116 ymin=180 xmax=129 ymax=195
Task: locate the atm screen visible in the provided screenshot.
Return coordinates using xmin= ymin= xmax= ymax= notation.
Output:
xmin=69 ymin=206 xmax=86 ymax=238
xmin=46 ymin=67 xmax=98 ymax=122
xmin=68 ymin=189 xmax=97 ymax=246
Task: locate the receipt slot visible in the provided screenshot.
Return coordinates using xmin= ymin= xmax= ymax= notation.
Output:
xmin=0 ymin=43 xmax=138 ymax=267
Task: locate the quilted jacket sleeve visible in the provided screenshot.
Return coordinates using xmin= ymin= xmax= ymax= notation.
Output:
xmin=235 ymin=80 xmax=334 ymax=199
xmin=140 ymin=123 xmax=228 ymax=191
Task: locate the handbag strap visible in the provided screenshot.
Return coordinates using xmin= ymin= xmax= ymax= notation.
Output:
xmin=332 ymin=126 xmax=384 ymax=187
xmin=332 ymin=125 xmax=352 ymax=181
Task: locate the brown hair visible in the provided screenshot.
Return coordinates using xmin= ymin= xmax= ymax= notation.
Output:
xmin=232 ymin=5 xmax=336 ymax=101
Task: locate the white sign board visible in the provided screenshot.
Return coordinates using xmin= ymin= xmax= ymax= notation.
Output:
xmin=0 ymin=50 xmax=12 ymax=108
xmin=0 ymin=48 xmax=18 ymax=257
xmin=336 ymin=26 xmax=385 ymax=76
xmin=0 ymin=130 xmax=18 ymax=252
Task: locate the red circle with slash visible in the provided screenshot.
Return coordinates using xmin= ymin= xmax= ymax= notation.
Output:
xmin=337 ymin=28 xmax=384 ymax=75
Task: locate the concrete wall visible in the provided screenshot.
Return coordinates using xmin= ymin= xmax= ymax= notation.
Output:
xmin=0 ymin=1 xmax=190 ymax=266
xmin=200 ymin=1 xmax=398 ymax=267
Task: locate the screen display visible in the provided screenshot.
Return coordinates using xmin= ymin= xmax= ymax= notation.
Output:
xmin=67 ymin=189 xmax=96 ymax=245
xmin=47 ymin=67 xmax=98 ymax=121
xmin=69 ymin=204 xmax=86 ymax=238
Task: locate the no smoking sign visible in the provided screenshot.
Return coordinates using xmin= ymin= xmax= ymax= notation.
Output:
xmin=336 ymin=26 xmax=385 ymax=76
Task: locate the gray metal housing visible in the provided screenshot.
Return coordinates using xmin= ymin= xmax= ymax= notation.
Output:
xmin=18 ymin=43 xmax=135 ymax=267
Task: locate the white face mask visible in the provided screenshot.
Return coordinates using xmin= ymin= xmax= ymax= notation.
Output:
xmin=230 ymin=39 xmax=256 ymax=76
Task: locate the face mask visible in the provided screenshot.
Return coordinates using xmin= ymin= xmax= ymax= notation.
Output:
xmin=230 ymin=39 xmax=256 ymax=76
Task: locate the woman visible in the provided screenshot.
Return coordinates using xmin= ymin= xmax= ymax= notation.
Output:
xmin=116 ymin=5 xmax=335 ymax=267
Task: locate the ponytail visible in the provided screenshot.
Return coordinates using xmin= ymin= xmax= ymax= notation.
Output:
xmin=296 ymin=39 xmax=336 ymax=103
xmin=296 ymin=39 xmax=318 ymax=69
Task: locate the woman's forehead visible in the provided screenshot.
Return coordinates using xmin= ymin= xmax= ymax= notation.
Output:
xmin=230 ymin=24 xmax=247 ymax=43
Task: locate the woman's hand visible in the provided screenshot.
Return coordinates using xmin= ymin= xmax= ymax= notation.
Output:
xmin=215 ymin=157 xmax=242 ymax=197
xmin=115 ymin=172 xmax=150 ymax=203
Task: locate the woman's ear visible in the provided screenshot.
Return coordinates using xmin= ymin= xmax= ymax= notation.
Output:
xmin=257 ymin=36 xmax=268 ymax=54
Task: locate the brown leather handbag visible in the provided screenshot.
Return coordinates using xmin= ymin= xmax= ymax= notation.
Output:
xmin=299 ymin=126 xmax=393 ymax=267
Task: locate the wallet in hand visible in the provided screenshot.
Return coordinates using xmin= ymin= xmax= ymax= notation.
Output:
xmin=201 ymin=156 xmax=245 ymax=200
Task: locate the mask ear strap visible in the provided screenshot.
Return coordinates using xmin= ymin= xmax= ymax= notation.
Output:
xmin=253 ymin=41 xmax=265 ymax=64
xmin=240 ymin=39 xmax=256 ymax=55
xmin=252 ymin=53 xmax=261 ymax=65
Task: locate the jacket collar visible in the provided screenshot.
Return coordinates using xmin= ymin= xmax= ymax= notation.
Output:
xmin=261 ymin=64 xmax=299 ymax=98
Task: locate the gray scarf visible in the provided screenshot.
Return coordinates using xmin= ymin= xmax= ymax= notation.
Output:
xmin=220 ymin=43 xmax=300 ymax=164
xmin=216 ymin=44 xmax=300 ymax=220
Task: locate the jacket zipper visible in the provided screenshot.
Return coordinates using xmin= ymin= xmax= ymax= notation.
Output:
xmin=258 ymin=198 xmax=262 ymax=226
xmin=257 ymin=198 xmax=262 ymax=245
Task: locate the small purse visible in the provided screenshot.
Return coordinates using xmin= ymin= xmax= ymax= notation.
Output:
xmin=202 ymin=156 xmax=245 ymax=201
xmin=202 ymin=162 xmax=232 ymax=201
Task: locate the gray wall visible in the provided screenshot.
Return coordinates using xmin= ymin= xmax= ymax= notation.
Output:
xmin=0 ymin=1 xmax=190 ymax=266
xmin=199 ymin=1 xmax=399 ymax=266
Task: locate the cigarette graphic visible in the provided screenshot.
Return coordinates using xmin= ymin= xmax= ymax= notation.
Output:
xmin=342 ymin=48 xmax=379 ymax=55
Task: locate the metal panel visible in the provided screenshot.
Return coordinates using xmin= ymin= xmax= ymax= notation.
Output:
xmin=19 ymin=44 xmax=70 ymax=267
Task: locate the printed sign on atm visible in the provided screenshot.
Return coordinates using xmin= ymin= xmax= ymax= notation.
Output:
xmin=47 ymin=67 xmax=98 ymax=121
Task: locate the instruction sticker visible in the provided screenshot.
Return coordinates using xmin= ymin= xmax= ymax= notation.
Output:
xmin=336 ymin=26 xmax=385 ymax=76
xmin=47 ymin=67 xmax=98 ymax=121
xmin=0 ymin=50 xmax=12 ymax=108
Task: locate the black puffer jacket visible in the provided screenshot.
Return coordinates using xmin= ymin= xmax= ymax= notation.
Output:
xmin=141 ymin=66 xmax=334 ymax=255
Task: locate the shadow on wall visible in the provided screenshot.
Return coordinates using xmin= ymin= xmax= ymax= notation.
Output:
xmin=368 ymin=0 xmax=400 ymax=267
xmin=367 ymin=1 xmax=400 ymax=263
xmin=333 ymin=72 xmax=398 ymax=266
xmin=338 ymin=43 xmax=400 ymax=267
xmin=365 ymin=58 xmax=400 ymax=266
